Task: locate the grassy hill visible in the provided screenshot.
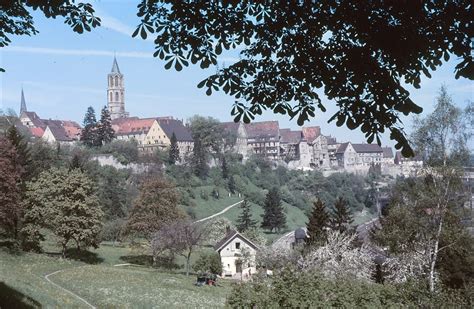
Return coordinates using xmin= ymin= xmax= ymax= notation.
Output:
xmin=0 ymin=246 xmax=232 ymax=308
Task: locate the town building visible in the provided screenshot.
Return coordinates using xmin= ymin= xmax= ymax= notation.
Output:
xmin=18 ymin=90 xmax=81 ymax=145
xmin=214 ymin=230 xmax=258 ymax=279
xmin=394 ymin=151 xmax=424 ymax=177
xmin=245 ymin=121 xmax=280 ymax=161
xmin=336 ymin=142 xmax=384 ymax=173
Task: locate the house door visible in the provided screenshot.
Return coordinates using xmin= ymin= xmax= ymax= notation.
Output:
xmin=236 ymin=261 xmax=242 ymax=273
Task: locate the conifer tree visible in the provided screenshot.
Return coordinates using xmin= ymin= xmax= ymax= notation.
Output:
xmin=97 ymin=106 xmax=115 ymax=145
xmin=0 ymin=136 xmax=23 ymax=240
xmin=261 ymin=187 xmax=286 ymax=233
xmin=228 ymin=175 xmax=236 ymax=194
xmin=69 ymin=153 xmax=83 ymax=171
xmin=168 ymin=132 xmax=180 ymax=164
xmin=192 ymin=138 xmax=209 ymax=178
xmin=6 ymin=125 xmax=30 ymax=181
xmin=221 ymin=155 xmax=229 ymax=179
xmin=331 ymin=197 xmax=354 ymax=233
xmin=236 ymin=200 xmax=257 ymax=232
xmin=80 ymin=106 xmax=99 ymax=147
xmin=306 ymin=199 xmax=330 ymax=247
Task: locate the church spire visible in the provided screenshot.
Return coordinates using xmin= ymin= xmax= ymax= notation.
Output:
xmin=20 ymin=88 xmax=27 ymax=114
xmin=111 ymin=56 xmax=121 ymax=74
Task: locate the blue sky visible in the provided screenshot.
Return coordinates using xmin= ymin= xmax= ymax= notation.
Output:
xmin=0 ymin=1 xmax=472 ymax=148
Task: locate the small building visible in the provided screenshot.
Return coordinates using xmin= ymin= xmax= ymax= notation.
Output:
xmin=214 ymin=230 xmax=259 ymax=279
xmin=245 ymin=121 xmax=280 ymax=161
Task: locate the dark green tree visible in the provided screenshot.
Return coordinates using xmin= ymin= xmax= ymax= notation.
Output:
xmin=80 ymin=106 xmax=99 ymax=147
xmin=261 ymin=187 xmax=286 ymax=233
xmin=97 ymin=106 xmax=115 ymax=145
xmin=228 ymin=175 xmax=236 ymax=194
xmin=69 ymin=153 xmax=83 ymax=171
xmin=133 ymin=2 xmax=472 ymax=156
xmin=193 ymin=252 xmax=223 ymax=275
xmin=168 ymin=132 xmax=180 ymax=165
xmin=6 ymin=125 xmax=30 ymax=181
xmin=306 ymin=199 xmax=330 ymax=247
xmin=221 ymin=156 xmax=229 ymax=179
xmin=331 ymin=197 xmax=353 ymax=233
xmin=236 ymin=200 xmax=257 ymax=233
xmin=192 ymin=138 xmax=209 ymax=179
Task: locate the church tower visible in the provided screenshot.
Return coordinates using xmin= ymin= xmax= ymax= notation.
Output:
xmin=107 ymin=56 xmax=129 ymax=120
xmin=20 ymin=88 xmax=27 ymax=115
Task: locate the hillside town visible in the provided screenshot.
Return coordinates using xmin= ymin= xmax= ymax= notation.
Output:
xmin=16 ymin=57 xmax=422 ymax=177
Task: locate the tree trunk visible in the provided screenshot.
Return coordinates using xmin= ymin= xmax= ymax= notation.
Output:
xmin=185 ymin=251 xmax=192 ymax=276
xmin=429 ymin=215 xmax=444 ymax=292
xmin=62 ymin=243 xmax=67 ymax=258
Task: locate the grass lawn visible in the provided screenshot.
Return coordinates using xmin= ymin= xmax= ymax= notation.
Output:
xmin=185 ymin=186 xmax=242 ymax=220
xmin=0 ymin=245 xmax=233 ymax=308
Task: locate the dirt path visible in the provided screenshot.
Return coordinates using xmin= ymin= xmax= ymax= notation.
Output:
xmin=194 ymin=200 xmax=244 ymax=223
xmin=44 ymin=268 xmax=96 ymax=309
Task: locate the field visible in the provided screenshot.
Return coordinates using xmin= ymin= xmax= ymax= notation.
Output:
xmin=0 ymin=246 xmax=233 ymax=308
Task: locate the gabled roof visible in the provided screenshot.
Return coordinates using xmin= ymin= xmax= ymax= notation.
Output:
xmin=46 ymin=122 xmax=73 ymax=142
xmin=382 ymin=147 xmax=393 ymax=158
xmin=280 ymin=129 xmax=302 ymax=144
xmin=336 ymin=142 xmax=349 ymax=154
xmin=157 ymin=118 xmax=193 ymax=142
xmin=111 ymin=56 xmax=121 ymax=74
xmin=394 ymin=151 xmax=423 ymax=164
xmin=22 ymin=111 xmax=45 ymax=128
xmin=352 ymin=143 xmax=383 ymax=153
xmin=302 ymin=126 xmax=321 ymax=143
xmin=113 ymin=118 xmax=155 ymax=135
xmin=30 ymin=127 xmax=44 ymax=138
xmin=244 ymin=121 xmax=279 ymax=139
xmin=214 ymin=229 xmax=259 ymax=252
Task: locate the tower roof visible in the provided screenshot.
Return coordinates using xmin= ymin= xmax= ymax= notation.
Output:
xmin=20 ymin=88 xmax=27 ymax=114
xmin=111 ymin=56 xmax=121 ymax=74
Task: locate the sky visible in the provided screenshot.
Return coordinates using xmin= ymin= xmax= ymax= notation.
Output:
xmin=0 ymin=1 xmax=472 ymax=149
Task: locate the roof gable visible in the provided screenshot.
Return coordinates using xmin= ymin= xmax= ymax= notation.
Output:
xmin=214 ymin=230 xmax=259 ymax=252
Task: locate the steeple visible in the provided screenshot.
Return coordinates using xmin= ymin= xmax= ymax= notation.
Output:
xmin=111 ymin=56 xmax=121 ymax=74
xmin=20 ymin=88 xmax=27 ymax=115
xmin=107 ymin=56 xmax=128 ymax=120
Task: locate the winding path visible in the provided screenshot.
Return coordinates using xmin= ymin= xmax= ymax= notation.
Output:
xmin=44 ymin=268 xmax=96 ymax=308
xmin=194 ymin=200 xmax=244 ymax=223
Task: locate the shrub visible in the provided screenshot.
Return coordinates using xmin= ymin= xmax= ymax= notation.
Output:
xmin=193 ymin=252 xmax=223 ymax=275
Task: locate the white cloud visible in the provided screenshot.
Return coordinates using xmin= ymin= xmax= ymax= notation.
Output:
xmin=3 ymin=46 xmax=151 ymax=58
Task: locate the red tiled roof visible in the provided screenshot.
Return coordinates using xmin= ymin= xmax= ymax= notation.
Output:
xmin=30 ymin=127 xmax=44 ymax=138
xmin=302 ymin=126 xmax=321 ymax=143
xmin=280 ymin=129 xmax=302 ymax=144
xmin=113 ymin=118 xmax=156 ymax=135
xmin=244 ymin=121 xmax=279 ymax=139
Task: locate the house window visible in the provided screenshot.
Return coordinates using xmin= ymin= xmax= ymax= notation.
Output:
xmin=235 ymin=242 xmax=241 ymax=249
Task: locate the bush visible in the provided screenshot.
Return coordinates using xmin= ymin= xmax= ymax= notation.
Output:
xmin=193 ymin=252 xmax=223 ymax=275
xmin=226 ymin=268 xmax=472 ymax=308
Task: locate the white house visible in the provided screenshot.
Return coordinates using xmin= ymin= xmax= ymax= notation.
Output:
xmin=214 ymin=230 xmax=259 ymax=279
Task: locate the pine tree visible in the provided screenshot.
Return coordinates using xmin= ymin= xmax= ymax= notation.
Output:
xmin=221 ymin=156 xmax=229 ymax=179
xmin=0 ymin=136 xmax=23 ymax=240
xmin=168 ymin=132 xmax=180 ymax=164
xmin=306 ymin=199 xmax=330 ymax=247
xmin=97 ymin=106 xmax=115 ymax=145
xmin=69 ymin=153 xmax=83 ymax=171
xmin=331 ymin=197 xmax=354 ymax=233
xmin=80 ymin=106 xmax=99 ymax=147
xmin=192 ymin=138 xmax=209 ymax=178
xmin=6 ymin=125 xmax=30 ymax=181
xmin=236 ymin=200 xmax=257 ymax=232
xmin=228 ymin=175 xmax=236 ymax=194
xmin=261 ymin=187 xmax=286 ymax=233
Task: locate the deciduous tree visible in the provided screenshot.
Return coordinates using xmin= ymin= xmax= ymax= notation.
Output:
xmin=133 ymin=1 xmax=472 ymax=156
xmin=125 ymin=177 xmax=185 ymax=241
xmin=152 ymin=219 xmax=207 ymax=276
xmin=22 ymin=167 xmax=103 ymax=256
